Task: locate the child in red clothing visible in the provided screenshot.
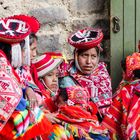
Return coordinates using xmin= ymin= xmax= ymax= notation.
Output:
xmin=56 ymin=86 xmax=109 ymax=140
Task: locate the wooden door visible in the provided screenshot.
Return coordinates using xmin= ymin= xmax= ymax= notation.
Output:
xmin=110 ymin=0 xmax=140 ymax=91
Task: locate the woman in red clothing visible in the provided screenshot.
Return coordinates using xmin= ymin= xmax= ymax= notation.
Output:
xmin=32 ymin=53 xmax=74 ymax=139
xmin=102 ymin=52 xmax=140 ymax=139
xmin=59 ymin=27 xmax=112 ymax=118
xmin=0 ymin=15 xmax=53 ymax=140
xmin=33 ymin=52 xmax=109 ymax=140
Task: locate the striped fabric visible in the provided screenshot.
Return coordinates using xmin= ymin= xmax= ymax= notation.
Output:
xmin=46 ymin=124 xmax=74 ymax=140
xmin=32 ymin=54 xmax=63 ymax=78
xmin=102 ymin=79 xmax=140 ymax=139
xmin=18 ymin=107 xmax=53 ymax=139
xmin=12 ymin=109 xmax=30 ymax=138
xmin=57 ymin=105 xmax=108 ymax=139
xmin=0 ymin=107 xmax=53 ymax=140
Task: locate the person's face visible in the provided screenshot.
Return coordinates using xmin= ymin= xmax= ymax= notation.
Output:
xmin=43 ymin=69 xmax=59 ymax=93
xmin=77 ymin=47 xmax=99 ymax=75
xmin=21 ymin=48 xmax=25 ymax=64
xmin=30 ymin=39 xmax=37 ymax=61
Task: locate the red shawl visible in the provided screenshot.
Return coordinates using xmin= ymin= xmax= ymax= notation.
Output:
xmin=102 ymin=79 xmax=140 ymax=139
xmin=57 ymin=105 xmax=108 ymax=135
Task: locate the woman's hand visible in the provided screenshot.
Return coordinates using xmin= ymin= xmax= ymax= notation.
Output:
xmin=26 ymin=87 xmax=38 ymax=109
xmin=46 ymin=112 xmax=61 ymax=124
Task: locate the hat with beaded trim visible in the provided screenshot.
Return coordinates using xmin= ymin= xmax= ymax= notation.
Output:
xmin=0 ymin=14 xmax=40 ymax=68
xmin=0 ymin=15 xmax=31 ymax=44
xmin=68 ymin=27 xmax=103 ymax=51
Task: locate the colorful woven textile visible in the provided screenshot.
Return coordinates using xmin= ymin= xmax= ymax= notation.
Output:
xmin=0 ymin=51 xmax=22 ymax=131
xmin=12 ymin=109 xmax=30 ymax=138
xmin=59 ymin=61 xmax=112 ymax=115
xmin=15 ymin=65 xmax=42 ymax=103
xmin=0 ymin=105 xmax=53 ymax=139
xmin=19 ymin=107 xmax=53 ymax=139
xmin=65 ymin=85 xmax=90 ymax=107
xmin=44 ymin=124 xmax=74 ymax=140
xmin=102 ymin=79 xmax=140 ymax=139
xmin=57 ymin=105 xmax=108 ymax=137
xmin=15 ymin=65 xmax=40 ymax=90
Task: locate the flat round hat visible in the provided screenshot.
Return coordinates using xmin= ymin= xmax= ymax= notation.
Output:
xmin=0 ymin=15 xmax=32 ymax=44
xmin=68 ymin=27 xmax=103 ymax=50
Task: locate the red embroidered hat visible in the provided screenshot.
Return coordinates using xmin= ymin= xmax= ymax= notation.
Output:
xmin=68 ymin=27 xmax=103 ymax=50
xmin=0 ymin=15 xmax=32 ymax=44
xmin=0 ymin=14 xmax=40 ymax=44
xmin=32 ymin=54 xmax=63 ymax=77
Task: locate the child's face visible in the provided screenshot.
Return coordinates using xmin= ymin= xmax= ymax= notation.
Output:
xmin=30 ymin=39 xmax=37 ymax=61
xmin=43 ymin=69 xmax=59 ymax=93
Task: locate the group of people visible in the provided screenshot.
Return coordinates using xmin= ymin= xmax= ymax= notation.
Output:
xmin=0 ymin=14 xmax=139 ymax=140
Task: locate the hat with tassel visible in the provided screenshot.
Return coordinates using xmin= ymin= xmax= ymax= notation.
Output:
xmin=0 ymin=14 xmax=40 ymax=67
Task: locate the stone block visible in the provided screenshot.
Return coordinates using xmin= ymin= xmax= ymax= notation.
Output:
xmin=70 ymin=0 xmax=105 ymax=14
xmin=37 ymin=34 xmax=62 ymax=53
xmin=30 ymin=6 xmax=69 ymax=25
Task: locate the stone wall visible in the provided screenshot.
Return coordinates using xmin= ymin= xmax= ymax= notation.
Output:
xmin=0 ymin=0 xmax=110 ymax=61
